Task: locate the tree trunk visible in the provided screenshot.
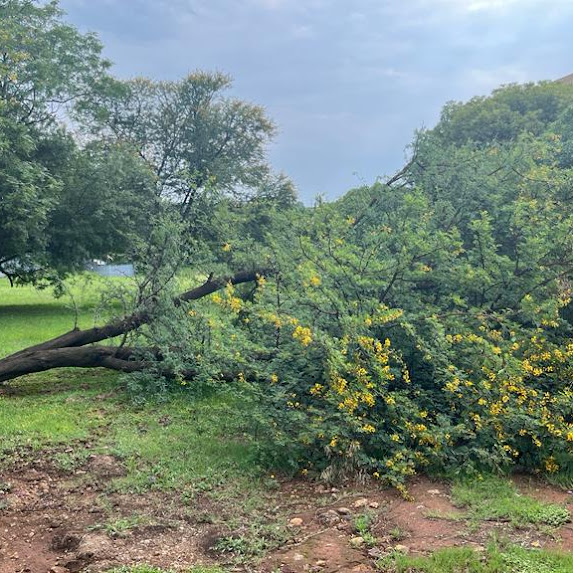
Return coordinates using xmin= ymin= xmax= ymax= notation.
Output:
xmin=0 ymin=269 xmax=265 ymax=384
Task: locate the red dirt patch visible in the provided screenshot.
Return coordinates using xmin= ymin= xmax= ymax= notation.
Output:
xmin=1 ymin=459 xmax=572 ymax=573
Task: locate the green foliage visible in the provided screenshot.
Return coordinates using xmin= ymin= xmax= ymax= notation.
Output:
xmin=451 ymin=476 xmax=570 ymax=527
xmin=214 ymin=522 xmax=289 ymax=563
xmin=78 ymin=71 xmax=280 ymax=218
xmin=376 ymin=544 xmax=573 ymax=573
xmin=143 ymin=81 xmax=573 ymax=493
xmin=0 ymin=0 xmax=109 ymax=126
xmin=353 ymin=512 xmax=377 ymax=546
xmin=0 ymin=1 xmax=156 ymax=283
xmin=89 ymin=514 xmax=146 ymax=538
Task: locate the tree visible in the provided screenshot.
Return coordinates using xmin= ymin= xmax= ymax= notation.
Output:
xmin=0 ymin=0 xmax=118 ymax=282
xmin=78 ymin=72 xmax=278 ymax=219
xmin=0 ymin=0 xmax=109 ymax=126
xmin=0 ymin=107 xmax=59 ymax=283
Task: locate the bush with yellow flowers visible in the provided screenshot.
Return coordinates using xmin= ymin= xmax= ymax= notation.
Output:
xmin=126 ymin=83 xmax=573 ymax=492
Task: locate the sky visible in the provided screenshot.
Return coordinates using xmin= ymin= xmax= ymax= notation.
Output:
xmin=60 ymin=0 xmax=573 ymax=203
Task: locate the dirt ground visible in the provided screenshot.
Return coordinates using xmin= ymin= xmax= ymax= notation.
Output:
xmin=1 ymin=453 xmax=572 ymax=573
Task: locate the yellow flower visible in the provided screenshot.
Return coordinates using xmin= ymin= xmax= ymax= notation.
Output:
xmin=293 ymin=325 xmax=313 ymax=346
xmin=545 ymin=456 xmax=559 ymax=473
xmin=362 ymin=424 xmax=376 ymax=434
xmin=309 ymin=383 xmax=324 ymax=396
xmin=222 ymin=242 xmax=232 ymax=252
xmin=309 ymin=275 xmax=321 ymax=287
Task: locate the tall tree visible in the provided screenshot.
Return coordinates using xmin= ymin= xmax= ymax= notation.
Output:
xmin=0 ymin=0 xmax=114 ymax=282
xmin=78 ymin=72 xmax=278 ymax=218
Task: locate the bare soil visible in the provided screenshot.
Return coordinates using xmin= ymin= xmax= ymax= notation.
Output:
xmin=1 ymin=453 xmax=572 ymax=573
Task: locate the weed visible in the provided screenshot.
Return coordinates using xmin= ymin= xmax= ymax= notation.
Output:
xmin=353 ymin=512 xmax=377 ymax=546
xmin=214 ymin=522 xmax=289 ymax=563
xmin=451 ymin=475 xmax=570 ymax=528
xmin=389 ymin=526 xmax=406 ymax=542
xmin=88 ymin=514 xmax=146 ymax=538
xmin=375 ymin=544 xmax=573 ymax=573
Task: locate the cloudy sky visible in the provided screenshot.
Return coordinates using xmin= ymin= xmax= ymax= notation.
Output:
xmin=60 ymin=0 xmax=572 ymax=202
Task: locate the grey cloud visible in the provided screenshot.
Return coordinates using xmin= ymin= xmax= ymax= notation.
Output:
xmin=60 ymin=0 xmax=573 ymax=201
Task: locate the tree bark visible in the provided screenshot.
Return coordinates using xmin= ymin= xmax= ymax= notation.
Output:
xmin=0 ymin=269 xmax=265 ymax=384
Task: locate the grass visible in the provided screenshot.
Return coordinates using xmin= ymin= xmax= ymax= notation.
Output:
xmin=0 ymin=276 xmax=283 ymax=566
xmin=0 ymin=274 xmax=130 ymax=357
xmin=0 ymin=369 xmax=119 ymax=452
xmin=104 ymin=392 xmax=263 ymax=494
xmin=354 ymin=511 xmax=378 ymax=546
xmin=451 ymin=475 xmax=570 ymax=528
xmin=0 ymin=373 xmax=265 ymax=500
xmin=2 ymin=277 xmax=573 ymax=571
xmin=376 ymin=544 xmax=573 ymax=572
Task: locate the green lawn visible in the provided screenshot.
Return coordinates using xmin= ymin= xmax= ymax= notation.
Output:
xmin=0 ymin=274 xmax=129 ymax=356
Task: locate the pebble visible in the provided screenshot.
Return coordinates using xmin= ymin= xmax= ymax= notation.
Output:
xmin=337 ymin=507 xmax=352 ymax=515
xmin=350 ymin=536 xmax=365 ymax=548
xmin=318 ymin=509 xmax=340 ymax=525
xmin=289 ymin=517 xmax=304 ymax=527
xmin=353 ymin=498 xmax=368 ymax=509
xmin=369 ymin=501 xmax=380 ymax=509
xmin=394 ymin=544 xmax=409 ymax=553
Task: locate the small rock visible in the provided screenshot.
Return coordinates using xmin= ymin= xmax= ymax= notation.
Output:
xmin=337 ymin=507 xmax=352 ymax=515
xmin=368 ymin=547 xmax=383 ymax=558
xmin=369 ymin=501 xmax=380 ymax=509
xmin=293 ymin=552 xmax=305 ymax=561
xmin=318 ymin=509 xmax=340 ymax=526
xmin=427 ymin=489 xmax=441 ymax=495
xmin=353 ymin=498 xmax=368 ymax=509
xmin=394 ymin=544 xmax=409 ymax=553
xmin=315 ymin=560 xmax=327 ymax=567
xmin=289 ymin=517 xmax=304 ymax=527
xmin=50 ymin=567 xmax=69 ymax=573
xmin=350 ymin=536 xmax=365 ymax=548
xmin=531 ymin=540 xmax=542 ymax=548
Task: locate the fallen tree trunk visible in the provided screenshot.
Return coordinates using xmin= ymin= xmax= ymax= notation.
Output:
xmin=0 ymin=269 xmax=265 ymax=384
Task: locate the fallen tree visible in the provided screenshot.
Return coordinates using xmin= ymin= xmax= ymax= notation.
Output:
xmin=0 ymin=269 xmax=264 ymax=383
